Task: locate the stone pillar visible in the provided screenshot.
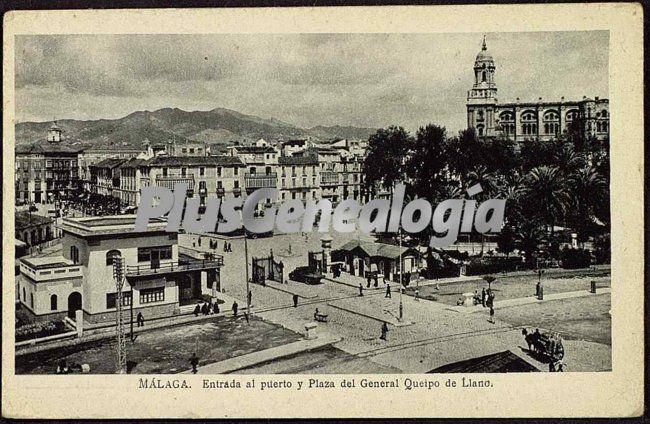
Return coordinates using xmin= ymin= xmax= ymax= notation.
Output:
xmin=75 ymin=309 xmax=84 ymax=338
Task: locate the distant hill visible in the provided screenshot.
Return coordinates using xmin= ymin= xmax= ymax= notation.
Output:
xmin=15 ymin=107 xmax=377 ymax=149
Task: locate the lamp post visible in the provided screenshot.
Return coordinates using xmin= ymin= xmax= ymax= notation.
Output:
xmin=398 ymin=227 xmax=403 ymax=321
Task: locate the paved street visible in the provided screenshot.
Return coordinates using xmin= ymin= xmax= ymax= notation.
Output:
xmin=18 ymin=232 xmax=612 ymax=374
xmin=207 ymin=231 xmax=612 ymax=373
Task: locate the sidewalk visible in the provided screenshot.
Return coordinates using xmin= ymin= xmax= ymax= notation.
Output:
xmin=182 ymin=334 xmax=341 ymax=374
xmin=447 ymin=288 xmax=611 ymax=313
xmin=327 ymin=295 xmax=414 ymax=327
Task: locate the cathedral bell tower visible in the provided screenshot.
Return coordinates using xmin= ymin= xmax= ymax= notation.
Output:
xmin=467 ymin=36 xmax=497 ymax=137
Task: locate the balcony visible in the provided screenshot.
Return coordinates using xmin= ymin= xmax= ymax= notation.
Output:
xmin=245 ymin=172 xmax=277 ymax=189
xmin=155 ymin=175 xmax=195 ymax=190
xmin=320 ymin=171 xmax=339 ymax=186
xmin=125 ymin=257 xmax=224 ymax=278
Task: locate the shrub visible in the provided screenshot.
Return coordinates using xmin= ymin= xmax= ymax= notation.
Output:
xmin=559 ymin=247 xmax=592 ymax=269
xmin=15 ymin=320 xmax=66 ymax=342
xmin=465 ymin=256 xmax=525 ymax=276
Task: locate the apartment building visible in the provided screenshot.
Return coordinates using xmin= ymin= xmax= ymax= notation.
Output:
xmin=278 ymin=155 xmax=320 ymax=202
xmin=15 ymin=124 xmax=81 ymax=205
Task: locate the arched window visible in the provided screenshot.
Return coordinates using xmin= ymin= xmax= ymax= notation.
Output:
xmin=543 ymin=110 xmax=560 ymax=135
xmin=70 ymin=246 xmax=79 ymax=264
xmin=601 ymin=110 xmax=608 ymax=118
xmin=499 ymin=111 xmax=515 ymax=136
xmin=51 ymin=294 xmax=58 ymax=311
xmin=521 ymin=111 xmax=537 ymax=135
xmin=106 ymin=249 xmax=121 ymax=266
xmin=566 ymin=110 xmax=579 ymax=122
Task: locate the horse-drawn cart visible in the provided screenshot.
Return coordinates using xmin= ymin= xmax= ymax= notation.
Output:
xmin=522 ymin=329 xmax=564 ymax=361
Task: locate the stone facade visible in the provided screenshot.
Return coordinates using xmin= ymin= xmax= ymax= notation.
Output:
xmin=467 ymin=37 xmax=609 ymax=142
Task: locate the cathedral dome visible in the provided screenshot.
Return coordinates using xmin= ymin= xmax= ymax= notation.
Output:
xmin=475 ymin=36 xmax=494 ymax=65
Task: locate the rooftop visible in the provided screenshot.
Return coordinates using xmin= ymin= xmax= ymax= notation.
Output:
xmin=336 ymin=239 xmax=415 ymax=259
xmin=15 ymin=212 xmax=53 ymax=230
xmin=278 ymin=154 xmax=319 ymax=165
xmin=59 ymin=215 xmax=169 ymax=238
xmin=146 ymin=155 xmax=244 ymax=167
xmin=15 ymin=142 xmax=82 ymax=155
xmin=93 ymin=158 xmax=128 ymax=169
xmin=233 ymin=146 xmax=277 ymax=154
xmin=20 ymin=255 xmax=75 ymax=270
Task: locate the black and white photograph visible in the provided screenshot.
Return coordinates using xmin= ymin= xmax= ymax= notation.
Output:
xmin=2 ymin=4 xmax=644 ymax=419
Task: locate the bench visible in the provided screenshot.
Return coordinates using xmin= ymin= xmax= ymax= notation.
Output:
xmin=314 ymin=313 xmax=329 ymax=323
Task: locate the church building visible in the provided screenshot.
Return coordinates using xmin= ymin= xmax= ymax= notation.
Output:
xmin=467 ymin=37 xmax=609 ymax=142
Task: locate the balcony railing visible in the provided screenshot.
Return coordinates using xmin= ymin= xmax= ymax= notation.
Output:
xmin=320 ymin=171 xmax=339 ymax=185
xmin=125 ymin=257 xmax=224 ymax=277
xmin=245 ymin=172 xmax=277 ymax=189
xmin=155 ymin=175 xmax=195 ymax=190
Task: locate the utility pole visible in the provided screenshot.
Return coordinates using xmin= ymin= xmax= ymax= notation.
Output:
xmin=112 ymin=255 xmax=127 ymax=374
xmin=239 ymin=209 xmax=251 ymax=325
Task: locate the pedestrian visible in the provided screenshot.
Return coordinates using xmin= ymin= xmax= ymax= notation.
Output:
xmin=385 ymin=284 xmax=391 ymax=298
xmin=414 ymin=289 xmax=420 ymax=302
xmin=358 ymin=283 xmax=364 ymax=297
xmin=190 ymin=353 xmax=199 ymax=374
xmin=201 ymin=302 xmax=209 ymax=315
xmin=213 ymin=301 xmax=220 ymax=314
xmin=481 ymin=288 xmax=486 ymax=307
xmin=136 ymin=312 xmax=145 ymax=327
xmin=293 ymin=294 xmax=299 ymax=307
xmin=374 ymin=274 xmax=379 ymax=287
xmin=366 ymin=274 xmax=371 ymax=288
xmin=488 ymin=306 xmax=495 ymax=323
xmin=380 ymin=321 xmax=389 ymax=341
xmin=193 ymin=303 xmax=201 ymax=317
xmin=232 ymin=301 xmax=239 ymax=317
xmin=247 ymin=290 xmax=252 ymax=307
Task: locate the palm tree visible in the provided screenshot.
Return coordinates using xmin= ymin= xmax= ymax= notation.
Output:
xmin=467 ymin=165 xmax=498 ymax=198
xmin=524 ymin=166 xmax=570 ymax=239
xmin=568 ymin=166 xmax=607 ymax=245
xmin=554 ymin=143 xmax=585 ymax=176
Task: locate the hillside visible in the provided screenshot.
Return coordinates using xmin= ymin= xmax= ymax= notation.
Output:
xmin=15 ymin=107 xmax=377 ymax=148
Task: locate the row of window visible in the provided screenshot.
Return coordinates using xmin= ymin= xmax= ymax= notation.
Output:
xmin=106 ymin=287 xmax=165 ymax=308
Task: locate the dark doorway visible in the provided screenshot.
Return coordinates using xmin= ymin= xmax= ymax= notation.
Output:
xmin=358 ymin=258 xmax=365 ymax=277
xmin=67 ymin=292 xmax=82 ymax=319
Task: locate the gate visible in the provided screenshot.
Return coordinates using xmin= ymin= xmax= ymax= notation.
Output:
xmin=252 ymin=252 xmax=284 ymax=285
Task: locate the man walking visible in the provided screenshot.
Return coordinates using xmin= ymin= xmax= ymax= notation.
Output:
xmin=136 ymin=312 xmax=145 ymax=327
xmin=358 ymin=283 xmax=364 ymax=296
xmin=293 ymin=294 xmax=299 ymax=307
xmin=380 ymin=322 xmax=389 ymax=341
xmin=190 ymin=353 xmax=199 ymax=374
xmin=488 ymin=306 xmax=495 ymax=323
xmin=385 ymin=283 xmax=391 ymax=299
xmin=414 ymin=289 xmax=420 ymax=302
xmin=481 ymin=287 xmax=486 ymax=307
xmin=232 ymin=301 xmax=239 ymax=317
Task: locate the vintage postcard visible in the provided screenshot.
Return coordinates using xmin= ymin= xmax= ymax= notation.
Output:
xmin=1 ymin=4 xmax=644 ymax=419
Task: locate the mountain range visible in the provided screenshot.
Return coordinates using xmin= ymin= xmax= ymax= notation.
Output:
xmin=15 ymin=107 xmax=377 ymax=149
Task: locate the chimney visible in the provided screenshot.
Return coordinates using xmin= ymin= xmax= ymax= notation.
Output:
xmin=538 ymin=97 xmax=542 ymax=102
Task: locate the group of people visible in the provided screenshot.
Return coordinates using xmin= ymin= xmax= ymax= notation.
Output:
xmin=193 ymin=299 xmax=220 ymax=316
xmin=223 ymin=242 xmax=233 ymax=253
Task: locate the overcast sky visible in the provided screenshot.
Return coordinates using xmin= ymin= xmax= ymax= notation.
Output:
xmin=15 ymin=31 xmax=608 ymax=133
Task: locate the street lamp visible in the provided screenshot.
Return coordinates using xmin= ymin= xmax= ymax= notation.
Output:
xmin=398 ymin=227 xmax=403 ymax=321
